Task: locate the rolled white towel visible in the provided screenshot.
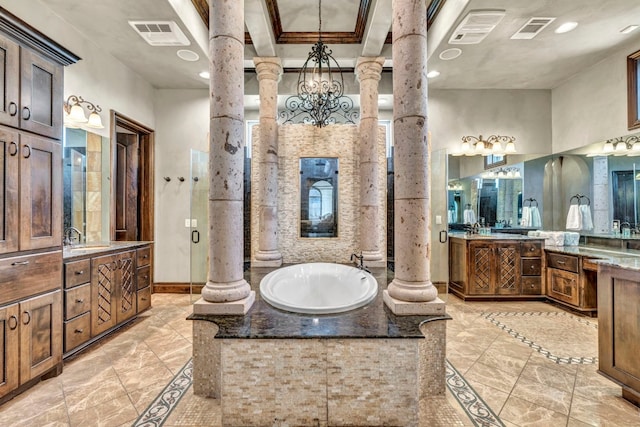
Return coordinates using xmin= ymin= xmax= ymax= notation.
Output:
xmin=580 ymin=204 xmax=593 ymax=231
xmin=530 ymin=206 xmax=542 ymax=228
xmin=566 ymin=205 xmax=582 ymax=230
xmin=564 ymin=231 xmax=580 ymax=246
xmin=550 ymin=231 xmax=565 ymax=246
xmin=521 ymin=206 xmax=531 ymax=227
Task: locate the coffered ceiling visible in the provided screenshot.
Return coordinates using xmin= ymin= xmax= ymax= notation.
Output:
xmin=26 ymin=0 xmax=640 ymax=91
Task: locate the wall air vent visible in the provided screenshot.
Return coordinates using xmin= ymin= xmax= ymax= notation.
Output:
xmin=510 ymin=17 xmax=556 ymax=40
xmin=128 ymin=21 xmax=190 ymax=46
xmin=448 ymin=10 xmax=506 ymax=45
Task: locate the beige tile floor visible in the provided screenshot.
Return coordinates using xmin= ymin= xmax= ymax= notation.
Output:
xmin=0 ymin=292 xmax=639 ymax=426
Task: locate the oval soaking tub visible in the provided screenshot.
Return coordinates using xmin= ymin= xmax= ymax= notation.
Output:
xmin=259 ymin=263 xmax=378 ymax=314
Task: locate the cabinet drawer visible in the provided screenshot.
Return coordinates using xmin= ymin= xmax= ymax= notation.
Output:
xmin=521 ymin=241 xmax=542 ymax=257
xmin=547 ymin=253 xmax=579 ymax=273
xmin=64 ymin=283 xmax=91 ymax=320
xmin=522 ymin=277 xmax=542 ymax=295
xmin=582 ymin=258 xmax=600 ymax=272
xmin=64 ymin=312 xmax=91 ymax=353
xmin=64 ymin=259 xmax=91 ymax=288
xmin=547 ymin=268 xmax=579 ymax=306
xmin=137 ymin=246 xmax=151 ymax=267
xmin=522 ymin=258 xmax=542 ymax=276
xmin=137 ymin=265 xmax=150 ymax=290
xmin=0 ymin=251 xmax=61 ymax=304
xmin=137 ymin=286 xmax=151 ymax=313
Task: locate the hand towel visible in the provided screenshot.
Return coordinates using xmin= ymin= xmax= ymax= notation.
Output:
xmin=521 ymin=206 xmax=531 ymax=227
xmin=530 ymin=206 xmax=542 ymax=228
xmin=463 ymin=209 xmax=476 ymax=224
xmin=580 ymin=204 xmax=593 ymax=231
xmin=566 ymin=205 xmax=582 ymax=230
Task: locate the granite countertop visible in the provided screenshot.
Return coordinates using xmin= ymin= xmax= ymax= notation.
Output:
xmin=580 ymin=232 xmax=640 ymax=240
xmin=449 ymin=232 xmax=543 ymax=241
xmin=188 ymin=267 xmax=451 ymax=339
xmin=63 ymin=241 xmax=153 ymax=259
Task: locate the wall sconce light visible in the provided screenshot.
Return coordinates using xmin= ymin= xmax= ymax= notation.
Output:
xmin=64 ymin=95 xmax=104 ymax=129
xmin=456 ymin=134 xmax=517 ymax=156
xmin=482 ymin=167 xmax=521 ymax=179
xmin=593 ymin=135 xmax=640 ymax=156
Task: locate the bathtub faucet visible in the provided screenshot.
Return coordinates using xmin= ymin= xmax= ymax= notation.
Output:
xmin=351 ymin=252 xmax=368 ymax=272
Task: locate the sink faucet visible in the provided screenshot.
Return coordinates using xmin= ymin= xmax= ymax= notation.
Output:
xmin=64 ymin=227 xmax=82 ymax=246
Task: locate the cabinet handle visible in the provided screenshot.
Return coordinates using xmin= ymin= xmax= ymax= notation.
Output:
xmin=21 ymin=106 xmax=31 ymax=120
xmin=76 ymin=299 xmax=84 ymax=303
xmin=8 ymin=315 xmax=18 ymax=330
xmin=557 ymin=260 xmax=565 ymax=265
xmin=74 ymin=328 xmax=84 ymax=334
xmin=141 ymin=297 xmax=148 ymax=301
xmin=22 ymin=144 xmax=31 ymax=159
xmin=8 ymin=101 xmax=17 ymax=116
xmin=8 ymin=141 xmax=18 ymax=156
xmin=75 ymin=270 xmax=84 ymax=275
xmin=22 ymin=311 xmax=31 ymax=325
xmin=11 ymin=260 xmax=29 ymax=266
xmin=143 ymin=275 xmax=148 ymax=280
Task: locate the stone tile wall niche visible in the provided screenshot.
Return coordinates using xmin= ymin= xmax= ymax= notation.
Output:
xmin=251 ymin=124 xmax=387 ymax=265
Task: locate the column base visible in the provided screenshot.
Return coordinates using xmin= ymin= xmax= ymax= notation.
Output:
xmin=361 ymin=250 xmax=385 ymax=267
xmin=383 ymin=290 xmax=445 ymax=316
xmin=253 ymin=250 xmax=282 ymax=267
xmin=193 ymin=291 xmax=256 ymax=315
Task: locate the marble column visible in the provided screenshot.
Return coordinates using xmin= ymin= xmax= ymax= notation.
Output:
xmin=383 ymin=0 xmax=444 ymax=315
xmin=356 ymin=57 xmax=385 ymax=267
xmin=253 ymin=57 xmax=283 ymax=267
xmin=194 ymin=0 xmax=254 ymax=314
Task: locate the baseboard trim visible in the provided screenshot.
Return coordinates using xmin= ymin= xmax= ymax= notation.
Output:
xmin=153 ymin=282 xmax=203 ymax=294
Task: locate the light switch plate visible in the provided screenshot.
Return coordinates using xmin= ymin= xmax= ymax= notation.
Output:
xmin=185 ymin=218 xmax=191 ymax=227
xmin=435 ymin=215 xmax=442 ymax=224
xmin=191 ymin=219 xmax=197 ymax=227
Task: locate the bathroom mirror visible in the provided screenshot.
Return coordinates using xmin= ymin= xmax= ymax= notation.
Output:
xmin=299 ymin=157 xmax=338 ymax=238
xmin=63 ymin=127 xmax=111 ymax=243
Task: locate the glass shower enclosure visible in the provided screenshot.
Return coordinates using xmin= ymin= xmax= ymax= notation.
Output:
xmin=189 ymin=149 xmax=208 ymax=302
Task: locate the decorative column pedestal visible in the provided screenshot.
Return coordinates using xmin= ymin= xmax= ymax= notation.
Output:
xmin=253 ymin=57 xmax=283 ymax=267
xmin=384 ymin=0 xmax=444 ymax=316
xmin=356 ymin=56 xmax=386 ymax=268
xmin=194 ymin=0 xmax=254 ymax=315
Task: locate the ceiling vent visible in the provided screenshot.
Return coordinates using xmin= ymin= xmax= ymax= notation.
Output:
xmin=448 ymin=10 xmax=506 ymax=45
xmin=128 ymin=21 xmax=190 ymax=46
xmin=510 ymin=17 xmax=556 ymax=39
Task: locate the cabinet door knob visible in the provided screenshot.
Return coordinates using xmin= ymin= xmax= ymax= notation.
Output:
xmin=8 ymin=315 xmax=18 ymax=330
xmin=141 ymin=297 xmax=148 ymax=301
xmin=21 ymin=106 xmax=31 ymax=120
xmin=143 ymin=254 xmax=148 ymax=259
xmin=8 ymin=141 xmax=18 ymax=156
xmin=76 ymin=299 xmax=84 ymax=303
xmin=8 ymin=101 xmax=17 ymax=116
xmin=74 ymin=328 xmax=84 ymax=334
xmin=75 ymin=270 xmax=84 ymax=275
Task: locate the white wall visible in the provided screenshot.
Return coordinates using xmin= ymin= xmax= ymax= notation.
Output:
xmin=552 ymin=38 xmax=640 ymax=153
xmin=154 ymin=89 xmax=209 ymax=282
xmin=0 ymin=0 xmax=156 ymax=135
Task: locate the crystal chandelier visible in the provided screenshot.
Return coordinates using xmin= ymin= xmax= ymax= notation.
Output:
xmin=280 ymin=0 xmax=356 ymax=127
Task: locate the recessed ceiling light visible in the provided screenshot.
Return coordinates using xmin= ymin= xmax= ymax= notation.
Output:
xmin=621 ymin=25 xmax=639 ymax=34
xmin=555 ymin=21 xmax=578 ymax=34
xmin=177 ymin=49 xmax=199 ymax=62
xmin=199 ymin=71 xmax=210 ymax=79
xmin=439 ymin=48 xmax=462 ymax=61
xmin=427 ymin=70 xmax=440 ymax=79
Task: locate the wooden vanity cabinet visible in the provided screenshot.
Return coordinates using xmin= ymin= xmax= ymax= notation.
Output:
xmin=63 ymin=245 xmax=152 ymax=357
xmin=545 ymin=251 xmax=597 ymax=315
xmin=449 ymin=236 xmax=544 ymax=300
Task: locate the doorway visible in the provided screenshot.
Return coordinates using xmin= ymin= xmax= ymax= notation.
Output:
xmin=110 ymin=111 xmax=154 ymax=242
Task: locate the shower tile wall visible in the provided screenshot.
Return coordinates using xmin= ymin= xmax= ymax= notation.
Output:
xmin=251 ymin=124 xmax=387 ymax=264
xmin=85 ymin=132 xmax=103 ymax=242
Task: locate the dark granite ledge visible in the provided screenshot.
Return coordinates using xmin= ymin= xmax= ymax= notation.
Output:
xmin=187 ymin=266 xmax=451 ymax=339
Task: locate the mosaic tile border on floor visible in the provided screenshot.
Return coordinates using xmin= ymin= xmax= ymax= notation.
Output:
xmin=482 ymin=311 xmax=598 ymax=364
xmin=132 ymin=359 xmax=193 ymax=427
xmin=445 ymin=359 xmax=505 ymax=427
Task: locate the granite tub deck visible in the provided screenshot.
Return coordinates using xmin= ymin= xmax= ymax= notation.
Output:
xmin=189 ymin=267 xmax=450 ymax=427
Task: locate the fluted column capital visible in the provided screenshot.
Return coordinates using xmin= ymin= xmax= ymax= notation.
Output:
xmin=355 ymin=56 xmax=385 ymax=82
xmin=254 ymin=57 xmax=283 ymax=82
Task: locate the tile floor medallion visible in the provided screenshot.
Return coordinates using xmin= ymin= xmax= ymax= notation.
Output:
xmin=482 ymin=311 xmax=598 ymax=364
xmin=446 ymin=359 xmax=505 ymax=427
xmin=132 ymin=359 xmax=193 ymax=427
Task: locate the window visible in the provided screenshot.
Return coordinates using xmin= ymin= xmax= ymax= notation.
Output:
xmin=628 ymin=48 xmax=640 ymax=130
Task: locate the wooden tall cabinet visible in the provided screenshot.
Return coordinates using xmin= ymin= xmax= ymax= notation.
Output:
xmin=0 ymin=8 xmax=78 ymax=402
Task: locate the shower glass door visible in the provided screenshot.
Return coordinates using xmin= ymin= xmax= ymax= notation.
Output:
xmin=190 ymin=149 xmax=209 ymax=303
